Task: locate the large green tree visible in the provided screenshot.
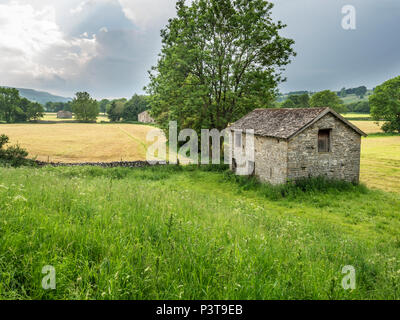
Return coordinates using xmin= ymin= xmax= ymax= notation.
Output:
xmin=310 ymin=90 xmax=346 ymax=113
xmin=0 ymin=88 xmax=21 ymax=123
xmin=146 ymin=0 xmax=295 ymax=133
xmin=26 ymin=102 xmax=45 ymax=121
xmin=122 ymin=95 xmax=149 ymax=121
xmin=0 ymin=88 xmax=45 ymax=123
xmin=71 ymin=92 xmax=99 ymax=122
xmin=107 ymin=99 xmax=127 ymax=122
xmin=370 ymin=75 xmax=400 ymax=133
xmin=282 ymin=93 xmax=310 ymax=108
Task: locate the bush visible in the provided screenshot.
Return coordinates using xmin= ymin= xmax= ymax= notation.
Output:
xmin=0 ymin=134 xmax=32 ymax=167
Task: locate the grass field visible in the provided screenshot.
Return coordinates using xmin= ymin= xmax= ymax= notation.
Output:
xmin=360 ymin=136 xmax=400 ymax=193
xmin=42 ymin=113 xmax=110 ymax=123
xmin=0 ymin=120 xmax=399 ymax=192
xmin=0 ymin=123 xmax=161 ymax=163
xmin=350 ymin=121 xmax=384 ymax=134
xmin=343 ymin=113 xmax=371 ymax=119
xmin=0 ymin=165 xmax=399 ymax=300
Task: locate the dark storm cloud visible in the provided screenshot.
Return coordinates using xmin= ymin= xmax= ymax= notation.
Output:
xmin=272 ymin=0 xmax=400 ymax=92
xmin=1 ymin=0 xmax=399 ymax=98
xmin=81 ymin=28 xmax=161 ymax=98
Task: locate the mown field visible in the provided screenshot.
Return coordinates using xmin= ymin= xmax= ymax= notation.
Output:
xmin=360 ymin=135 xmax=400 ymax=193
xmin=0 ymin=123 xmax=161 ymax=163
xmin=343 ymin=113 xmax=371 ymax=119
xmin=42 ymin=113 xmax=110 ymax=123
xmin=0 ymin=165 xmax=399 ymax=299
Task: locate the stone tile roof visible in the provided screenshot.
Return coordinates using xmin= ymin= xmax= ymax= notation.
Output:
xmin=228 ymin=107 xmax=366 ymax=139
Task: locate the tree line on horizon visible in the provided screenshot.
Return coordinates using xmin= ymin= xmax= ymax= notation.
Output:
xmin=0 ymin=89 xmax=150 ymax=124
xmin=278 ymin=90 xmax=371 ymax=114
xmin=0 ymin=87 xmax=45 ymax=123
xmin=55 ymin=92 xmax=150 ymax=123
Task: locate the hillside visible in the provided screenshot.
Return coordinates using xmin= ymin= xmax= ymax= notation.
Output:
xmin=2 ymin=86 xmax=71 ymax=104
xmin=278 ymin=89 xmax=373 ymax=105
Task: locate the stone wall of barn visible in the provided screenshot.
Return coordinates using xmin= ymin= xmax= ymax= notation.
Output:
xmin=255 ymin=136 xmax=288 ymax=184
xmin=287 ymin=113 xmax=362 ymax=183
xmin=138 ymin=111 xmax=155 ymax=124
xmin=229 ymin=131 xmax=288 ymax=185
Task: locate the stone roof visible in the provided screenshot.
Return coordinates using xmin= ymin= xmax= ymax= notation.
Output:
xmin=228 ymin=107 xmax=367 ymax=139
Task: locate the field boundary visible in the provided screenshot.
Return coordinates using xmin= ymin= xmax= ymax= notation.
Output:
xmin=34 ymin=160 xmax=168 ymax=168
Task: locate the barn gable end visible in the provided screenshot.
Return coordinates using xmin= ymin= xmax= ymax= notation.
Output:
xmin=228 ymin=107 xmax=366 ymax=185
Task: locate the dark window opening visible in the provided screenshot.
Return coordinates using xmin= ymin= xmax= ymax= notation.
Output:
xmin=318 ymin=129 xmax=331 ymax=153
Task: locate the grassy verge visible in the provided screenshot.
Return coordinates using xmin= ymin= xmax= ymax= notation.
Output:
xmin=0 ymin=165 xmax=399 ymax=300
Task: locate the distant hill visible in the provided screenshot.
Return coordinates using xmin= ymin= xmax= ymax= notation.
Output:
xmin=2 ymin=86 xmax=71 ymax=105
xmin=278 ymin=86 xmax=373 ymax=104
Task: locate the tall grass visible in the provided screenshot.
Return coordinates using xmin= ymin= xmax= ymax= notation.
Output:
xmin=0 ymin=165 xmax=399 ymax=300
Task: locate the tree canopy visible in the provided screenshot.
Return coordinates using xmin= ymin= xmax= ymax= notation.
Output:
xmin=346 ymin=101 xmax=370 ymax=113
xmin=106 ymin=99 xmax=127 ymax=122
xmin=0 ymin=87 xmax=44 ymax=123
xmin=370 ymin=75 xmax=400 ymax=133
xmin=310 ymin=90 xmax=346 ymax=113
xmin=45 ymin=101 xmax=72 ymax=113
xmin=122 ymin=95 xmax=149 ymax=122
xmin=281 ymin=93 xmax=310 ymax=108
xmin=146 ymin=0 xmax=295 ymax=133
xmin=71 ymin=92 xmax=99 ymax=122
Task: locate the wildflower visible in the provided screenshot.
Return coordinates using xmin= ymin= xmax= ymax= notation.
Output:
xmin=13 ymin=195 xmax=27 ymax=202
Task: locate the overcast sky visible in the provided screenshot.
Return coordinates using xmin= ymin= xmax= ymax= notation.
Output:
xmin=0 ymin=0 xmax=399 ymax=99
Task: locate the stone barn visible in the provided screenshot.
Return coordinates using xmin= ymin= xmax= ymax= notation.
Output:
xmin=138 ymin=110 xmax=155 ymax=124
xmin=57 ymin=111 xmax=73 ymax=119
xmin=228 ymin=107 xmax=367 ymax=185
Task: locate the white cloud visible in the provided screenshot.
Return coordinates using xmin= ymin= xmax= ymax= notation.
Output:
xmin=70 ymin=1 xmax=86 ymax=14
xmin=69 ymin=0 xmax=177 ymax=29
xmin=0 ymin=2 xmax=97 ymax=89
xmin=117 ymin=0 xmax=177 ymax=29
xmin=99 ymin=26 xmax=108 ymax=33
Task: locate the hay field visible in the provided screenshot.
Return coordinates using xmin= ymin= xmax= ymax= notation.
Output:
xmin=0 ymin=123 xmax=162 ymax=163
xmin=360 ymin=136 xmax=400 ymax=193
xmin=342 ymin=113 xmax=371 ymax=119
xmin=43 ymin=113 xmax=109 ymax=123
xmin=350 ymin=120 xmax=384 ymax=134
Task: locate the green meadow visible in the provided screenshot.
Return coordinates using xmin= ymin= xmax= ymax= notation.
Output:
xmin=0 ymin=165 xmax=399 ymax=300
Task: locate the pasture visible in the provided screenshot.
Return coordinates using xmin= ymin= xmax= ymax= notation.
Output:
xmin=1 ymin=119 xmax=398 ymax=192
xmin=42 ymin=113 xmax=110 ymax=123
xmin=0 ymin=123 xmax=161 ymax=163
xmin=0 ymin=165 xmax=399 ymax=299
xmin=0 ymin=118 xmax=399 ymax=300
xmin=350 ymin=120 xmax=384 ymax=135
xmin=343 ymin=113 xmax=371 ymax=119
xmin=360 ymin=136 xmax=400 ymax=193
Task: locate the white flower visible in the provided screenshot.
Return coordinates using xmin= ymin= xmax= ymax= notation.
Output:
xmin=13 ymin=195 xmax=27 ymax=202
